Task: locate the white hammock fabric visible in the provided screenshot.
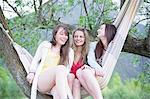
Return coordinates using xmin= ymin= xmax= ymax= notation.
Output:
xmin=98 ymin=0 xmax=142 ymax=89
xmin=0 ymin=0 xmax=142 ymax=98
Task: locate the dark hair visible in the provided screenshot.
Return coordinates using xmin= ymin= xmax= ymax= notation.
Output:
xmin=95 ymin=24 xmax=117 ymax=59
xmin=72 ymin=28 xmax=90 ymax=63
xmin=51 ymin=24 xmax=70 ymax=66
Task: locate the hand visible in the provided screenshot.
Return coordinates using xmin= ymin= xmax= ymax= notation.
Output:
xmin=81 ymin=65 xmax=91 ymax=70
xmin=26 ymin=72 xmax=35 ymax=84
xmin=95 ymin=69 xmax=105 ymax=77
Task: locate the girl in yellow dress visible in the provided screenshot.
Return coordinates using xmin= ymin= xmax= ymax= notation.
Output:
xmin=26 ymin=24 xmax=74 ymax=99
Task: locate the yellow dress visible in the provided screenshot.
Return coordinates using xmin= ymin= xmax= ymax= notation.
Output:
xmin=41 ymin=48 xmax=60 ymax=73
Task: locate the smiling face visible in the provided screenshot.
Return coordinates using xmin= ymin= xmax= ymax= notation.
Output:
xmin=73 ymin=30 xmax=85 ymax=47
xmin=55 ymin=27 xmax=68 ymax=46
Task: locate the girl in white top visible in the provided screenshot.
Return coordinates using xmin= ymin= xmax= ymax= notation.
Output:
xmin=76 ymin=24 xmax=117 ymax=99
xmin=26 ymin=24 xmax=74 ymax=99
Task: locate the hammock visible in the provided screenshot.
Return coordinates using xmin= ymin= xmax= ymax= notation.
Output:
xmin=0 ymin=0 xmax=142 ymax=98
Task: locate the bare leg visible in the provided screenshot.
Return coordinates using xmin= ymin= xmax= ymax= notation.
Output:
xmin=38 ymin=66 xmax=72 ymax=99
xmin=81 ymin=68 xmax=103 ymax=99
xmin=51 ymin=73 xmax=75 ymax=99
xmin=51 ymin=86 xmax=60 ymax=99
xmin=76 ymin=68 xmax=91 ymax=93
xmin=72 ymin=78 xmax=81 ymax=99
xmin=55 ymin=65 xmax=73 ymax=99
xmin=68 ymin=73 xmax=75 ymax=91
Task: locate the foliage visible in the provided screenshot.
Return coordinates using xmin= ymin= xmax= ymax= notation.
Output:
xmin=78 ymin=0 xmax=118 ymax=36
xmin=11 ymin=30 xmax=41 ymax=55
xmin=138 ymin=62 xmax=150 ymax=86
xmin=8 ymin=15 xmax=41 ymax=54
xmin=7 ymin=0 xmax=118 ymax=37
xmin=102 ymin=73 xmax=150 ymax=99
xmin=0 ymin=66 xmax=24 ymax=98
xmin=130 ymin=0 xmax=150 ymax=39
xmin=8 ymin=14 xmax=45 ymax=55
xmin=131 ymin=54 xmax=140 ymax=65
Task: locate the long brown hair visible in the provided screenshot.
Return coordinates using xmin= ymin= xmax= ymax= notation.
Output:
xmin=72 ymin=28 xmax=90 ymax=63
xmin=95 ymin=24 xmax=117 ymax=59
xmin=51 ymin=24 xmax=70 ymax=66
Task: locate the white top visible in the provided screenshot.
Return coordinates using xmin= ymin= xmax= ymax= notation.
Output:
xmin=87 ymin=42 xmax=103 ymax=70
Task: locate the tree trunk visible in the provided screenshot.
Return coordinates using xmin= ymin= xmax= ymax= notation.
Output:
xmin=0 ymin=6 xmax=52 ymax=99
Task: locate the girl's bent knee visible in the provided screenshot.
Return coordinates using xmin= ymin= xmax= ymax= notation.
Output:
xmin=76 ymin=69 xmax=82 ymax=78
xmin=68 ymin=73 xmax=75 ymax=82
xmin=73 ymin=79 xmax=80 ymax=87
xmin=56 ymin=65 xmax=67 ymax=73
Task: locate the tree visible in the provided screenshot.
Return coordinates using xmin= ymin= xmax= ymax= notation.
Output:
xmin=0 ymin=6 xmax=52 ymax=99
xmin=122 ymin=0 xmax=150 ymax=57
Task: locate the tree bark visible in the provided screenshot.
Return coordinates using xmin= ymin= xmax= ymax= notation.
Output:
xmin=0 ymin=6 xmax=51 ymax=99
xmin=123 ymin=35 xmax=150 ymax=58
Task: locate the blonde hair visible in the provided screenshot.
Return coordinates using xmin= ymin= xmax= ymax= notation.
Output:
xmin=72 ymin=28 xmax=90 ymax=63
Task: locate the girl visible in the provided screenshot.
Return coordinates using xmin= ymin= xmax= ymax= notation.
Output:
xmin=76 ymin=24 xmax=117 ymax=99
xmin=69 ymin=28 xmax=90 ymax=99
xmin=26 ymin=24 xmax=74 ymax=99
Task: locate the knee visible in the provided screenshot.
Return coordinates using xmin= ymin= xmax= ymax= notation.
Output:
xmin=56 ymin=65 xmax=68 ymax=74
xmin=76 ymin=68 xmax=82 ymax=78
xmin=55 ymin=66 xmax=68 ymax=78
xmin=82 ymin=69 xmax=91 ymax=79
xmin=68 ymin=73 xmax=75 ymax=84
xmin=73 ymin=79 xmax=80 ymax=88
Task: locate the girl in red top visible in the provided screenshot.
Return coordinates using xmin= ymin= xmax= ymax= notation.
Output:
xmin=69 ymin=28 xmax=90 ymax=99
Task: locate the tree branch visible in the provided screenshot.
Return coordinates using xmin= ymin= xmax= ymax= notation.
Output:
xmin=3 ymin=0 xmax=22 ymax=18
xmin=120 ymin=0 xmax=126 ymax=9
xmin=82 ymin=0 xmax=92 ymax=30
xmin=133 ymin=17 xmax=150 ymax=28
xmin=42 ymin=0 xmax=59 ymax=21
xmin=95 ymin=0 xmax=107 ymax=29
xmin=144 ymin=0 xmax=150 ymax=3
xmin=33 ymin=0 xmax=37 ymax=13
xmin=123 ymin=35 xmax=150 ymax=58
xmin=137 ymin=13 xmax=150 ymax=16
xmin=37 ymin=0 xmax=44 ymax=23
xmin=41 ymin=0 xmax=58 ymax=7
